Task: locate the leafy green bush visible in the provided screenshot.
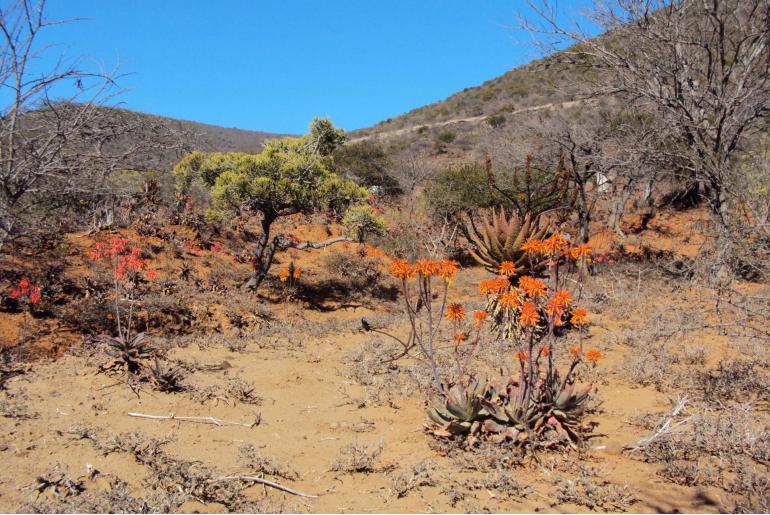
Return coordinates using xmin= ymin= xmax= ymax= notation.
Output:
xmin=342 ymin=205 xmax=386 ymax=242
xmin=423 ymin=163 xmax=503 ymax=223
xmin=333 ymin=141 xmax=402 ymax=196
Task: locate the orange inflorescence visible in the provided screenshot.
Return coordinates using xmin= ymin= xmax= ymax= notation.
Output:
xmin=473 ymin=310 xmax=488 ymax=322
xmin=498 ymin=261 xmax=517 ymax=277
xmin=553 ymin=290 xmax=572 ymax=309
xmin=278 ymin=268 xmax=291 ymax=282
xmin=569 ymin=345 xmax=582 ymax=359
xmin=292 ymin=267 xmax=302 ymax=280
xmin=498 ymin=290 xmax=521 ymax=309
xmin=540 ymin=344 xmax=550 ymax=357
xmin=516 ymin=351 xmax=528 ymax=363
xmin=438 ymin=259 xmax=459 ymax=282
xmin=445 ymin=303 xmax=465 ymax=321
xmin=547 ymin=290 xmax=572 ymax=321
xmin=518 ymin=276 xmax=547 ymax=298
xmin=585 ymin=348 xmax=602 ymax=365
xmin=388 ymin=259 xmax=413 ymax=279
xmin=479 ymin=276 xmax=510 ymax=295
xmin=570 ymin=244 xmax=591 ymax=260
xmin=414 ymin=259 xmax=440 ymax=277
xmin=571 ymin=307 xmax=588 ymax=326
xmin=543 ymin=233 xmax=569 ymax=256
xmin=519 ymin=302 xmax=540 ymax=327
xmin=453 ymin=332 xmax=467 ymax=346
xmin=521 ymin=238 xmax=546 ymax=255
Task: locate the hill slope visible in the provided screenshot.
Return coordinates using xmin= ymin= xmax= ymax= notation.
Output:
xmin=350 ymin=53 xmax=600 ymax=165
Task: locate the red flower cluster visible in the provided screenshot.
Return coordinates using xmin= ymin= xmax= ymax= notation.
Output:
xmin=89 ymin=237 xmax=156 ymax=280
xmin=10 ymin=277 xmax=41 ymax=304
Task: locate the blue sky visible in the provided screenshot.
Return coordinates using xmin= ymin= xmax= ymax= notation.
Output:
xmin=37 ymin=1 xmax=587 ymax=134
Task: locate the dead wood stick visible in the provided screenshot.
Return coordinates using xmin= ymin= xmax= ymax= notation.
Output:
xmin=127 ymin=412 xmax=258 ymax=428
xmin=207 ymin=475 xmax=318 ymax=498
xmin=623 ymin=396 xmax=689 ymax=451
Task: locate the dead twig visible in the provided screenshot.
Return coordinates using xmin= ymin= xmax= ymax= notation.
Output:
xmin=206 ymin=475 xmax=318 ymax=498
xmin=623 ymin=396 xmax=690 ymax=452
xmin=127 ymin=412 xmax=260 ymax=428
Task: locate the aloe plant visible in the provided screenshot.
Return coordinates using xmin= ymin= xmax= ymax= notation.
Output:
xmin=101 ymin=332 xmax=152 ymax=374
xmin=146 ymin=357 xmax=186 ymax=392
xmin=450 ymin=374 xmax=591 ymax=446
xmin=427 ymin=379 xmax=487 ymax=435
xmin=464 ymin=208 xmax=550 ymax=276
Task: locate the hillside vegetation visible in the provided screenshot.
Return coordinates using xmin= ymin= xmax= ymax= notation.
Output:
xmin=1 ymin=0 xmax=769 ymax=513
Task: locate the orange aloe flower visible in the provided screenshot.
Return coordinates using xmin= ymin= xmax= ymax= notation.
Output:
xmin=388 ymin=259 xmax=413 ymax=279
xmin=519 ymin=302 xmax=540 ymax=327
xmin=521 ymin=238 xmax=545 ymax=255
xmin=569 ymin=345 xmax=581 ymax=359
xmin=519 ymin=276 xmax=547 ymax=298
xmin=473 ymin=310 xmax=488 ymax=322
xmin=498 ymin=261 xmax=516 ymax=277
xmin=445 ymin=303 xmax=465 ymax=321
xmin=516 ymin=351 xmax=528 ymax=363
xmin=543 ymin=233 xmax=568 ymax=256
xmin=570 ymin=244 xmax=591 ymax=260
xmin=278 ymin=268 xmax=291 ymax=282
xmin=414 ymin=259 xmax=440 ymax=277
xmin=571 ymin=307 xmax=588 ymax=326
xmin=499 ymin=290 xmax=521 ymax=309
xmin=292 ymin=267 xmax=302 ymax=280
xmin=553 ymin=290 xmax=572 ymax=309
xmin=453 ymin=332 xmax=467 ymax=346
xmin=438 ymin=259 xmax=459 ymax=282
xmin=479 ymin=276 xmax=510 ymax=295
xmin=585 ymin=348 xmax=602 ymax=365
xmin=540 ymin=344 xmax=550 ymax=357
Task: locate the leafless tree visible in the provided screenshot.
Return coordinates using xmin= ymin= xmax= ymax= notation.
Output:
xmin=520 ymin=0 xmax=770 ymax=271
xmin=0 ymin=0 xmax=193 ymax=250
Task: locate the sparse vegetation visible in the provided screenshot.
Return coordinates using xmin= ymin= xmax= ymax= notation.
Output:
xmin=0 ymin=0 xmax=768 ymax=513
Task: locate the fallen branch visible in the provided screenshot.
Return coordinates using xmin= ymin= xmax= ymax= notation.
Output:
xmin=128 ymin=412 xmax=259 ymax=428
xmin=623 ymin=396 xmax=690 ymax=452
xmin=207 ymin=475 xmax=318 ymax=498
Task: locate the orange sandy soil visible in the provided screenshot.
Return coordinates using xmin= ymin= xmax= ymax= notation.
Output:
xmin=0 ymin=209 xmax=762 ymax=513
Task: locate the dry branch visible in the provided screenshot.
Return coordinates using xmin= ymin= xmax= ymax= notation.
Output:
xmin=127 ymin=412 xmax=259 ymax=428
xmin=623 ymin=396 xmax=690 ymax=452
xmin=206 ymin=475 xmax=318 ymax=498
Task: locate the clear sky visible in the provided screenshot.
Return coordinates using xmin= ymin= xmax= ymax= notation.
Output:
xmin=38 ymin=1 xmax=586 ymax=134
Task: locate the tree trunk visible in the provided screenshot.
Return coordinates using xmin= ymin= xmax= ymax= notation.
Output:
xmin=243 ymin=212 xmax=277 ymax=291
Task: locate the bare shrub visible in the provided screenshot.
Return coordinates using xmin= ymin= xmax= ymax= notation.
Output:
xmin=698 ymin=360 xmax=769 ymax=402
xmin=226 ymin=378 xmax=262 ymax=405
xmin=330 ymin=440 xmax=384 ymax=473
xmin=389 ymin=462 xmax=437 ymax=498
xmin=555 ymin=477 xmax=637 ymax=512
xmin=238 ymin=444 xmax=299 ymax=481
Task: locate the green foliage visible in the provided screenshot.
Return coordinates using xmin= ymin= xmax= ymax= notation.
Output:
xmin=333 ymin=140 xmax=402 ymax=196
xmin=424 ymin=162 xmax=503 ymax=222
xmin=308 ymin=116 xmax=347 ymax=156
xmin=487 ymin=114 xmax=506 ymax=128
xmin=434 ymin=130 xmax=456 ymax=153
xmin=342 ymin=205 xmax=386 ymax=242
xmin=174 ymin=120 xmax=368 ymax=222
